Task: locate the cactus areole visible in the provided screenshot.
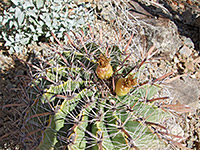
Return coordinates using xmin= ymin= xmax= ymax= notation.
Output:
xmin=96 ymin=54 xmax=113 ymax=79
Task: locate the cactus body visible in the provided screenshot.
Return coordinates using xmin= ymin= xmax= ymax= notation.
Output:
xmin=23 ymin=29 xmax=183 ymax=150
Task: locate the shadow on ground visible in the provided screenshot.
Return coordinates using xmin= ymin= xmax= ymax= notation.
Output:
xmin=0 ymin=56 xmax=28 ymax=149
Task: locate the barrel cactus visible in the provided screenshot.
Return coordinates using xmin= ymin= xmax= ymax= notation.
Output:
xmin=22 ymin=26 xmax=186 ymax=150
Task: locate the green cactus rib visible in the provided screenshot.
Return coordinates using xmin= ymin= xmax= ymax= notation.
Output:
xmin=26 ymin=40 xmax=175 ymax=150
xmin=63 ymin=50 xmax=96 ymax=64
xmin=90 ymin=100 xmax=115 ymax=150
xmin=101 ymin=86 xmax=168 ymax=149
xmin=65 ymin=111 xmax=88 ymax=150
xmin=41 ymin=80 xmax=87 ymax=103
xmin=38 ymin=88 xmax=93 ymax=150
xmin=38 ymin=85 xmax=168 ymax=149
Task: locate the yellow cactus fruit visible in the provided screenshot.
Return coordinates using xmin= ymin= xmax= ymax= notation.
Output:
xmin=115 ymin=75 xmax=137 ymax=96
xmin=96 ymin=54 xmax=113 ymax=79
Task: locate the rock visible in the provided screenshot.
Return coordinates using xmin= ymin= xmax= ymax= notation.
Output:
xmin=181 ymin=37 xmax=194 ymax=49
xmin=184 ymin=61 xmax=195 ymax=72
xmin=173 ymin=55 xmax=180 ymax=63
xmin=194 ymin=16 xmax=200 ymax=27
xmin=195 ymin=71 xmax=200 ymax=79
xmin=96 ymin=1 xmax=116 ymax=22
xmin=170 ymin=124 xmax=184 ymax=138
xmin=0 ymin=53 xmax=14 ymax=72
xmin=179 ymin=45 xmax=192 ymax=57
xmin=165 ymin=76 xmax=200 ymax=110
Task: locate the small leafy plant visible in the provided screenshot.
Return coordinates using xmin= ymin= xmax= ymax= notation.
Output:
xmin=22 ymin=26 xmax=188 ymax=150
xmin=0 ymin=0 xmax=94 ymax=54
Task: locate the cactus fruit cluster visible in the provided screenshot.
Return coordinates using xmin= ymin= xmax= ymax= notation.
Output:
xmin=23 ymin=27 xmax=187 ymax=150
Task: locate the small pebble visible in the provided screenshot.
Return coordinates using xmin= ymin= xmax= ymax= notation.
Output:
xmin=195 ymin=71 xmax=200 ymax=79
xmin=179 ymin=45 xmax=192 ymax=57
xmin=183 ymin=37 xmax=194 ymax=49
xmin=173 ymin=56 xmax=179 ymax=63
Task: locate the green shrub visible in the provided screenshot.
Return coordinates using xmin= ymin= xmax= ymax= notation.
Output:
xmin=0 ymin=0 xmax=94 ymax=54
